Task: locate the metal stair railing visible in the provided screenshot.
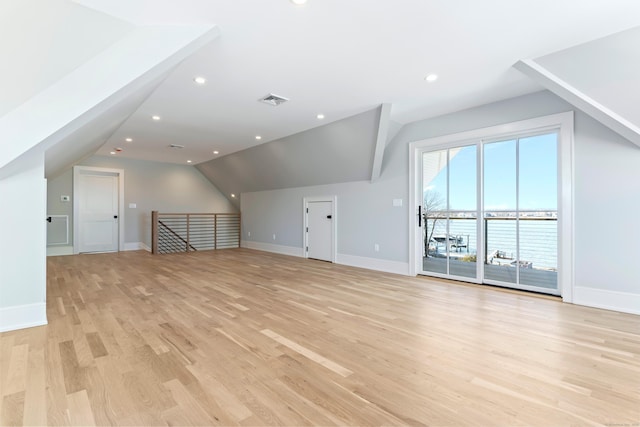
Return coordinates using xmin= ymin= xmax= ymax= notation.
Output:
xmin=152 ymin=211 xmax=241 ymax=254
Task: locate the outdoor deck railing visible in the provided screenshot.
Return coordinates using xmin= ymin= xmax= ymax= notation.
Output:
xmin=424 ymin=215 xmax=558 ymax=270
xmin=151 ymin=211 xmax=241 ymax=254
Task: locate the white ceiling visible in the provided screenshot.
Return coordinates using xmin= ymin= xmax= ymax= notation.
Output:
xmin=73 ymin=0 xmax=640 ymax=165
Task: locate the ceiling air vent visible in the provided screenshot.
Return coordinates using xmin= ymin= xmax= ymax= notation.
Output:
xmin=169 ymin=144 xmax=184 ymax=149
xmin=259 ymin=93 xmax=289 ymax=106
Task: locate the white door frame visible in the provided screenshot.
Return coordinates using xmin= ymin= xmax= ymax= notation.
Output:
xmin=303 ymin=196 xmax=337 ymax=263
xmin=408 ymin=112 xmax=574 ymax=302
xmin=73 ymin=166 xmax=125 ymax=254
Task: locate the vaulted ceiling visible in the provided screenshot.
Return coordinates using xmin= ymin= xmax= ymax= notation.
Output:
xmin=2 ymin=0 xmax=640 ymax=180
xmin=72 ymin=0 xmax=640 ymax=164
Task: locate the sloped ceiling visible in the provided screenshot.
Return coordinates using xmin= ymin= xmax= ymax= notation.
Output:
xmin=196 ymin=108 xmax=380 ymax=209
xmin=4 ymin=0 xmax=640 ymax=197
xmin=71 ymin=0 xmax=640 ymax=165
xmin=0 ymin=7 xmax=220 ymax=180
xmin=0 ymin=0 xmax=133 ymax=117
xmin=514 ymin=26 xmax=640 ymax=148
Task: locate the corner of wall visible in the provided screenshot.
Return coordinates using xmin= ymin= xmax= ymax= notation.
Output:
xmin=0 ymin=303 xmax=47 ymax=333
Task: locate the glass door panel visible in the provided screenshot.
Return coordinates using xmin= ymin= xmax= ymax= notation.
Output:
xmin=421 ymin=145 xmax=478 ymax=280
xmin=448 ymin=145 xmax=477 ymax=278
xmin=518 ymin=133 xmax=558 ymax=290
xmin=482 ymin=133 xmax=558 ymax=293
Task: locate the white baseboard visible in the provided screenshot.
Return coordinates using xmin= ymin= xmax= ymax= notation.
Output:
xmin=124 ymin=242 xmax=151 ymax=252
xmin=241 ymin=241 xmax=410 ymax=275
xmin=336 ymin=253 xmax=410 ymax=276
xmin=46 ymin=245 xmax=73 ymax=256
xmin=573 ymin=287 xmax=640 ymax=315
xmin=0 ymin=303 xmax=48 ymax=333
xmin=241 ymin=240 xmax=304 ymax=257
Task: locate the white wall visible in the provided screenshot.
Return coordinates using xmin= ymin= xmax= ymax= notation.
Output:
xmin=572 ymin=113 xmax=640 ymax=313
xmin=0 ymin=155 xmax=47 ymax=332
xmin=241 ymin=90 xmax=640 ymax=314
xmin=47 ymin=155 xmax=236 ymax=250
xmin=241 ymin=175 xmax=408 ymax=275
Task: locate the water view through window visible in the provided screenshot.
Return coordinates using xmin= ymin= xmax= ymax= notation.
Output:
xmin=421 ymin=132 xmax=558 ymax=292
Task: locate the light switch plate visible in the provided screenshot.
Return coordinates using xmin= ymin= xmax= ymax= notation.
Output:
xmin=129 ymin=203 xmax=137 ymax=209
xmin=392 ymin=198 xmax=403 ymax=207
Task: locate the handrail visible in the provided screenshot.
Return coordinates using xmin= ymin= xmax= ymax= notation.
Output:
xmin=152 ymin=211 xmax=241 ymax=254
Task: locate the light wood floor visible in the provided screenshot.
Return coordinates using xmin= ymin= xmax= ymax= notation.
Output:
xmin=1 ymin=249 xmax=639 ymax=426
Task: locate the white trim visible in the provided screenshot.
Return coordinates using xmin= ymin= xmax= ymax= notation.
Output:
xmin=573 ymin=287 xmax=640 ymax=315
xmin=73 ymin=166 xmax=125 ymax=254
xmin=336 ymin=253 xmax=410 ymax=276
xmin=303 ymin=196 xmax=337 ymax=263
xmin=46 ymin=245 xmax=74 ymax=256
xmin=242 ymin=240 xmax=305 ymax=257
xmin=408 ymin=140 xmax=418 ymax=276
xmin=124 ymin=242 xmax=151 ymax=252
xmin=0 ymin=303 xmax=47 ymax=333
xmin=558 ymin=112 xmax=575 ymax=303
xmin=408 ymin=112 xmax=574 ymax=300
xmin=514 ymin=59 xmax=640 ymax=149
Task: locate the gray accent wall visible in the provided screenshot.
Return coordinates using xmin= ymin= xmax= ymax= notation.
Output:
xmin=240 ymin=90 xmax=640 ymax=302
xmin=47 ymin=155 xmax=236 ymax=249
xmin=197 ymin=108 xmax=381 ymax=209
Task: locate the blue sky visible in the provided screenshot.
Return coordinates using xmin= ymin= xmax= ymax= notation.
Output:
xmin=425 ymin=133 xmax=557 ymax=211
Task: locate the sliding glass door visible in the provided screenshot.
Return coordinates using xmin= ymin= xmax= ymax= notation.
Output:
xmin=419 ymin=132 xmax=559 ymax=294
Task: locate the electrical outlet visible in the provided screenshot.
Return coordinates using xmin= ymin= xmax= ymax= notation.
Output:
xmin=374 ymin=243 xmax=380 ymax=252
xmin=247 ymin=231 xmax=251 ymax=237
xmin=272 ymin=234 xmax=276 ymax=240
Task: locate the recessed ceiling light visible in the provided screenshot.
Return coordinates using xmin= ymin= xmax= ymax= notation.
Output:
xmin=110 ymin=151 xmax=116 ymax=155
xmin=255 ymin=135 xmax=262 ymax=140
xmin=125 ymin=137 xmax=133 ymax=142
xmin=290 ymin=0 xmax=307 ymax=5
xmin=317 ymin=114 xmax=325 ymax=119
xmin=425 ymin=74 xmax=438 ymax=82
xmin=152 ymin=115 xmax=161 ymax=121
xmin=187 ymin=160 xmax=192 ymax=163
xmin=193 ymin=76 xmax=206 ymax=85
xmin=231 ymin=193 xmax=236 ymax=198
xmin=213 ymin=150 xmax=219 ymax=154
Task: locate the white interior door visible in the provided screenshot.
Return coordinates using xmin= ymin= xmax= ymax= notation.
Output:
xmin=78 ymin=173 xmax=119 ymax=253
xmin=307 ymin=200 xmax=333 ymax=262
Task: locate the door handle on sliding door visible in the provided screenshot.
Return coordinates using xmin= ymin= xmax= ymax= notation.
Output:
xmin=418 ymin=205 xmax=422 ymax=227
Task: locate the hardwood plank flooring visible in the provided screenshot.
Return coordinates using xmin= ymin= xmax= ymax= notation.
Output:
xmin=1 ymin=248 xmax=639 ymax=426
